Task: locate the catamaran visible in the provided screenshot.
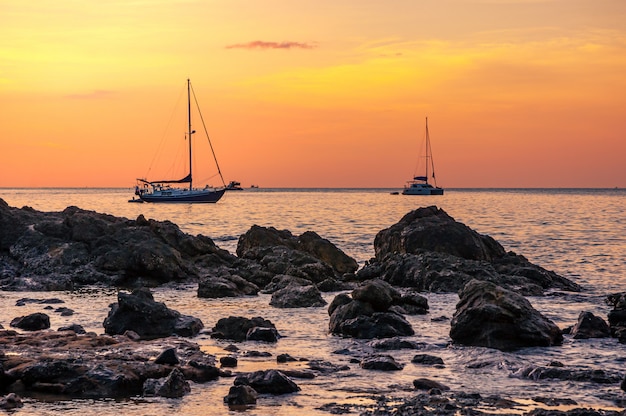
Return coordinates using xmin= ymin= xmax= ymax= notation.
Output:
xmin=402 ymin=117 xmax=444 ymax=196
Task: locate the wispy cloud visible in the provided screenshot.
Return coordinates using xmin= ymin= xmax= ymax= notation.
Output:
xmin=226 ymin=41 xmax=317 ymax=50
xmin=65 ymin=90 xmax=115 ymax=99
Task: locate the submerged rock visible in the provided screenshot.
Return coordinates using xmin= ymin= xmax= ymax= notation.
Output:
xmin=450 ymin=279 xmax=563 ymax=351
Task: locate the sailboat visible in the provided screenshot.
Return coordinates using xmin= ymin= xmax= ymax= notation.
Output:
xmin=133 ymin=79 xmax=226 ymax=203
xmin=402 ymin=117 xmax=444 ymax=196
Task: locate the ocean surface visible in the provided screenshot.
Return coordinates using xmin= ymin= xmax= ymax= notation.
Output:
xmin=1 ymin=187 xmax=625 ymax=415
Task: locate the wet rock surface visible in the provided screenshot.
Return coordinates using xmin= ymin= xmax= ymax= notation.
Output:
xmin=0 ymin=330 xmax=219 ymax=399
xmin=450 ymin=279 xmax=563 ymax=350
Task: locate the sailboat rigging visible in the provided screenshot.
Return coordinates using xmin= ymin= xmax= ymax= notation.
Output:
xmin=132 ymin=79 xmax=226 ymax=203
xmin=402 ymin=117 xmax=444 ymax=196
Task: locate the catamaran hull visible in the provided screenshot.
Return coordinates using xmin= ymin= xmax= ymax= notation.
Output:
xmin=402 ymin=186 xmax=444 ymax=196
xmin=139 ymin=189 xmax=225 ymax=203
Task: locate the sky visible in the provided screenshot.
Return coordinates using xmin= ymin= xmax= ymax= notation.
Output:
xmin=1 ymin=0 xmax=625 ymax=188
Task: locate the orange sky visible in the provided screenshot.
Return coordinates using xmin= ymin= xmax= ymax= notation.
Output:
xmin=1 ymin=1 xmax=625 ymax=188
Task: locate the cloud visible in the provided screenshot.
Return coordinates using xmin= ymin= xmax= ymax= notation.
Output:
xmin=65 ymin=90 xmax=115 ymax=99
xmin=226 ymin=41 xmax=317 ymax=50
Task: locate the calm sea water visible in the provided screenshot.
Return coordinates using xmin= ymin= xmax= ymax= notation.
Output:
xmin=1 ymin=188 xmax=625 ymax=415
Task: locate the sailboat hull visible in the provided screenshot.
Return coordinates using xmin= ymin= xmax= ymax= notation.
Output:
xmin=139 ymin=188 xmax=225 ymax=203
xmin=402 ymin=183 xmax=444 ymax=195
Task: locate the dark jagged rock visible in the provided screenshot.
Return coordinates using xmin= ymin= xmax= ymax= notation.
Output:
xmin=570 ymin=311 xmax=610 ymax=339
xmin=236 ymin=225 xmax=357 ymax=286
xmin=413 ymin=378 xmax=450 ymax=391
xmin=517 ymin=365 xmax=622 ymax=384
xmin=369 ymin=337 xmax=426 ymax=351
xmin=210 ymin=316 xmax=279 ymax=342
xmin=412 ymin=354 xmax=444 ymax=366
xmin=606 ymin=292 xmax=626 ymax=342
xmin=154 ymin=348 xmax=180 ymax=365
xmin=0 ymin=393 xmax=23 ymax=410
xmin=58 ymin=324 xmax=86 ymax=334
xmin=220 ymin=356 xmax=238 ymax=367
xmin=224 ymin=384 xmax=258 ymax=406
xmin=357 ymin=206 xmax=580 ymax=295
xmin=360 ymin=354 xmax=403 ymax=371
xmin=143 ymin=368 xmax=190 ymax=398
xmin=103 ymin=288 xmax=203 ymax=339
xmin=0 ymin=200 xmax=241 ymax=291
xmin=328 ymin=279 xmax=416 ymax=339
xmin=261 ymin=274 xmax=314 ymax=294
xmin=450 ymin=280 xmax=563 ymax=351
xmin=197 ymin=272 xmax=259 ymax=298
xmin=269 ymin=283 xmax=327 ymax=308
xmin=233 ymin=369 xmax=300 ymax=395
xmin=10 ymin=313 xmax=50 ymax=331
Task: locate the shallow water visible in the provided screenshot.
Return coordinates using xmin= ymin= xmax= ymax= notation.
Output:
xmin=1 ymin=188 xmax=625 ymax=414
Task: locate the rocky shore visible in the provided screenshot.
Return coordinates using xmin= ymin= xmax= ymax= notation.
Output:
xmin=1 ymin=199 xmax=624 ymax=414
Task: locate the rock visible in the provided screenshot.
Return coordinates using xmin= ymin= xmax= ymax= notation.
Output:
xmin=269 ymin=284 xmax=327 ymax=308
xmin=154 ymin=348 xmax=180 ymax=365
xmin=0 ymin=201 xmax=239 ymax=290
xmin=360 ymin=354 xmax=403 ymax=371
xmin=197 ymin=273 xmax=259 ymax=298
xmin=357 ymin=207 xmax=580 ymax=295
xmin=351 ymin=279 xmax=402 ymax=311
xmin=58 ymin=324 xmax=86 ymax=334
xmin=236 ymin=225 xmax=357 ymax=284
xmin=210 ymin=316 xmax=279 ymax=342
xmin=261 ymin=274 xmax=313 ymax=294
xmin=224 ymin=384 xmax=258 ymax=406
xmin=328 ymin=280 xmax=415 ymax=339
xmin=450 ymin=280 xmax=563 ymax=351
xmin=412 ymin=354 xmax=444 ymax=366
xmin=570 ymin=311 xmax=610 ymax=339
xmin=517 ymin=366 xmax=621 ymax=384
xmin=10 ymin=313 xmax=50 ymax=331
xmin=413 ymin=378 xmax=450 ymax=391
xmin=246 ymin=327 xmax=279 ymax=342
xmin=369 ymin=338 xmax=426 ymax=351
xmin=143 ymin=368 xmax=190 ymax=398
xmin=374 ymin=206 xmax=506 ymax=261
xmin=0 ymin=393 xmax=23 ymax=410
xmin=220 ymin=356 xmax=238 ymax=367
xmin=234 ymin=369 xmax=300 ymax=395
xmin=103 ymin=288 xmax=203 ymax=339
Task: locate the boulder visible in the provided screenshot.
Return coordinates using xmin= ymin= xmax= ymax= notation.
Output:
xmin=210 ymin=316 xmax=279 ymax=342
xmin=328 ymin=280 xmax=416 ymax=339
xmin=570 ymin=311 xmax=610 ymax=339
xmin=143 ymin=368 xmax=190 ymax=398
xmin=197 ymin=273 xmax=259 ymax=298
xmin=224 ymin=384 xmax=258 ymax=406
xmin=10 ymin=313 xmax=50 ymax=331
xmin=269 ymin=284 xmax=327 ymax=308
xmin=103 ymin=288 xmax=203 ymax=339
xmin=374 ymin=206 xmax=506 ymax=261
xmin=360 ymin=354 xmax=403 ymax=371
xmin=450 ymin=280 xmax=563 ymax=351
xmin=357 ymin=207 xmax=580 ymax=295
xmin=233 ymin=369 xmax=300 ymax=395
xmin=236 ymin=225 xmax=357 ymax=284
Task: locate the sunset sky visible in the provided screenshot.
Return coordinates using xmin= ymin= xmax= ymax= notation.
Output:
xmin=1 ymin=0 xmax=625 ymax=188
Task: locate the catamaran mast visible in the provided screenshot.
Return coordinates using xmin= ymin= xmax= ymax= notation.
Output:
xmin=425 ymin=117 xmax=429 ymax=184
xmin=187 ymin=79 xmax=193 ymax=191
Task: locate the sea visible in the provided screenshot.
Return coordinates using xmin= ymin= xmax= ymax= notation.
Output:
xmin=0 ymin=187 xmax=625 ymax=415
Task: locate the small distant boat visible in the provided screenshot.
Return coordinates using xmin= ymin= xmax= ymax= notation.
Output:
xmin=402 ymin=117 xmax=444 ymax=196
xmin=225 ymin=181 xmax=244 ymax=191
xmin=133 ymin=79 xmax=226 ymax=203
xmin=250 ymin=185 xmax=259 ymax=189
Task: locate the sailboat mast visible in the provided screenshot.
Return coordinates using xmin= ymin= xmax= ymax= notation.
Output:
xmin=425 ymin=117 xmax=429 ymax=184
xmin=187 ymin=79 xmax=193 ymax=191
